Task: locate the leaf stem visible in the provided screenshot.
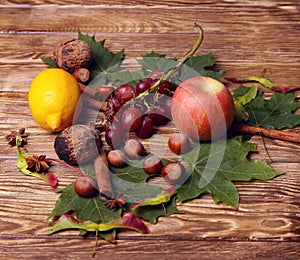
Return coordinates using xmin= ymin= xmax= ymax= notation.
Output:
xmin=137 ymin=23 xmax=204 ymax=99
xmin=231 ymin=123 xmax=300 ymax=143
xmin=92 ymin=229 xmax=99 ymax=257
xmin=260 ymin=135 xmax=272 ymax=162
xmin=47 ymin=158 xmax=85 ymax=177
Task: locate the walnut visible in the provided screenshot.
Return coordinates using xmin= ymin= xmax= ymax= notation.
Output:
xmin=54 ymin=125 xmax=101 ymax=165
xmin=53 ymin=39 xmax=93 ymax=73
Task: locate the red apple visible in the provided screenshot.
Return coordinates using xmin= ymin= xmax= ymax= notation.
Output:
xmin=171 ymin=76 xmax=235 ymax=141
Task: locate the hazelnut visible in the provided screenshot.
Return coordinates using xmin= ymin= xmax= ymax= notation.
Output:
xmin=143 ymin=156 xmax=163 ymax=175
xmin=124 ymin=139 xmax=146 ymax=160
xmin=53 ymin=39 xmax=93 ymax=73
xmin=54 ymin=124 xmax=101 ymax=165
xmin=168 ymin=133 xmax=192 ymax=155
xmin=161 ymin=162 xmax=187 ymax=185
xmin=107 ymin=150 xmax=126 ymax=168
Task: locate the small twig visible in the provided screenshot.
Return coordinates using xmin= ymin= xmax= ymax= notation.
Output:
xmin=231 ymin=123 xmax=300 ymax=143
xmin=270 ymin=86 xmax=300 ymax=94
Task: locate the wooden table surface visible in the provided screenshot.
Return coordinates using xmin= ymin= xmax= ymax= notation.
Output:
xmin=0 ymin=1 xmax=299 ymax=259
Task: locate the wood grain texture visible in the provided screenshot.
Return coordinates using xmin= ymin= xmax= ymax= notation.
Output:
xmin=0 ymin=0 xmax=299 ymax=259
xmin=0 ymin=238 xmax=299 ymax=260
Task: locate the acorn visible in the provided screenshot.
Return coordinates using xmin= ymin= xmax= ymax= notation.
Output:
xmin=54 ymin=125 xmax=101 ymax=165
xmin=53 ymin=39 xmax=93 ymax=73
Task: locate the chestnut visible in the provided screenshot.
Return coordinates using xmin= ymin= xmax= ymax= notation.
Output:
xmin=168 ymin=133 xmax=191 ymax=155
xmin=74 ymin=176 xmax=98 ymax=198
xmin=161 ymin=161 xmax=187 ymax=185
xmin=143 ymin=156 xmax=163 ymax=175
xmin=107 ymin=150 xmax=126 ymax=168
xmin=124 ymin=139 xmax=146 ymax=160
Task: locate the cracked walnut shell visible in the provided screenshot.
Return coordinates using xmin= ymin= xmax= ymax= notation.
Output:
xmin=53 ymin=39 xmax=93 ymax=73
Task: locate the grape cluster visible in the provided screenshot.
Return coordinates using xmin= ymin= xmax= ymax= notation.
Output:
xmin=99 ymin=73 xmax=176 ymax=149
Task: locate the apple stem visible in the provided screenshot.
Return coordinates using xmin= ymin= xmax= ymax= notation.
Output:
xmin=138 ymin=23 xmax=204 ymax=99
xmin=231 ymin=123 xmax=300 ymax=143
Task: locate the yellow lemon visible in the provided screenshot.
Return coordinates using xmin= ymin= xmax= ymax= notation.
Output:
xmin=28 ymin=68 xmax=82 ymax=132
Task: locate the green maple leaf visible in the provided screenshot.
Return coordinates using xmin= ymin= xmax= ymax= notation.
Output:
xmin=110 ymin=173 xmax=163 ymax=204
xmin=107 ymin=51 xmax=225 ymax=87
xmin=110 ymin=70 xmax=145 ymax=86
xmin=177 ymin=137 xmax=281 ymax=208
xmin=49 ymin=183 xmax=121 ymax=223
xmin=182 ymin=53 xmax=226 ymax=81
xmin=233 ymin=84 xmax=258 ymax=121
xmin=41 ymin=57 xmax=57 ymax=68
xmin=245 ymin=92 xmax=300 ymax=129
xmin=110 ymin=161 xmax=150 ymax=183
xmin=130 ymin=191 xmax=179 ymax=224
xmin=138 ymin=51 xmax=177 ymax=74
xmin=109 ymin=158 xmax=180 ymax=223
xmin=138 ymin=52 xmax=225 ymax=81
xmin=78 ymin=31 xmax=125 ymax=84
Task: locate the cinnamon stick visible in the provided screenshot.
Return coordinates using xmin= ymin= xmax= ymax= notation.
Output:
xmin=79 ymin=82 xmax=115 ymax=102
xmin=79 ymin=83 xmax=102 ymax=100
xmin=82 ymin=94 xmax=107 ymax=112
xmin=96 ymin=85 xmax=115 ymax=100
xmin=94 ymin=151 xmax=114 ymax=199
xmin=231 ymin=123 xmax=300 ymax=143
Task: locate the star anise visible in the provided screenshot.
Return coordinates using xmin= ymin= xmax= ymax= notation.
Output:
xmin=25 ymin=154 xmax=52 ymax=173
xmin=104 ymin=197 xmax=126 ymax=209
xmin=102 ymin=191 xmax=127 ymax=210
xmin=5 ymin=128 xmax=28 ymax=147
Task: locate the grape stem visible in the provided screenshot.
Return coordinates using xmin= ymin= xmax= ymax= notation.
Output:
xmin=137 ymin=23 xmax=204 ymax=99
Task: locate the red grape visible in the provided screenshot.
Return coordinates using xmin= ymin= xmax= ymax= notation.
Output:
xmin=135 ymin=116 xmax=154 ymax=139
xmin=107 ymin=96 xmax=124 ymax=112
xmin=136 ymin=79 xmax=151 ymax=95
xmin=114 ymin=84 xmax=135 ymax=102
xmin=121 ymin=107 xmax=143 ymax=131
xmin=148 ymin=106 xmax=169 ymax=126
xmin=105 ymin=120 xmax=126 ymax=148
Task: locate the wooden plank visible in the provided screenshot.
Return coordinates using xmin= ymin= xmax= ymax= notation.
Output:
xmin=0 ymin=35 xmax=299 ymax=91
xmin=0 ymin=32 xmax=299 ymax=63
xmin=1 ymin=0 xmax=300 ymax=7
xmin=0 ymin=238 xmax=299 ymax=259
xmin=0 ymin=3 xmax=299 ymax=34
